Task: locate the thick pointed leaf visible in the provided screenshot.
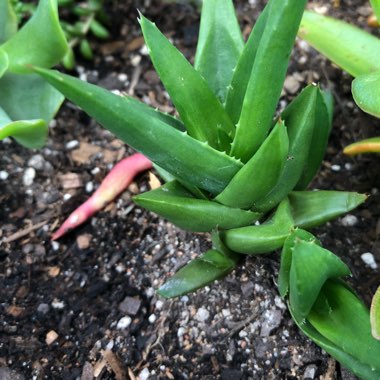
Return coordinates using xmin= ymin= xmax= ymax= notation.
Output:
xmin=289 ymin=283 xmax=380 ymax=380
xmin=0 ymin=73 xmax=64 ymax=123
xmin=0 ymin=0 xmax=17 ymax=44
xmin=289 ymin=191 xmax=367 ymax=229
xmin=194 ymin=0 xmax=243 ymax=102
xmin=352 ymin=70 xmax=380 ymax=118
xmin=34 ymin=68 xmax=243 ymax=195
xmin=344 ymin=137 xmax=380 ymax=155
xmin=134 ymin=181 xmax=260 ymax=232
xmin=370 ymin=0 xmax=380 ymax=22
xmin=278 ymin=229 xmax=319 ymax=298
xmin=289 ymin=239 xmax=350 ymax=320
xmin=0 ymin=48 xmax=9 ymax=79
xmin=230 ymin=0 xmax=307 ymax=162
xmin=299 ymin=11 xmax=380 ymax=77
xmin=215 ymin=120 xmax=289 ymax=209
xmin=254 ymin=85 xmax=318 ymax=212
xmin=221 ymin=198 xmax=294 ymax=254
xmin=225 ymin=5 xmax=269 ymax=125
xmin=0 ymin=106 xmax=47 ymax=148
xmin=158 ymin=248 xmax=240 ymax=298
xmin=139 ymin=14 xmax=235 ymax=151
xmin=296 ymin=88 xmax=333 ymax=189
xmin=306 ymin=281 xmax=380 ymax=378
xmin=371 ymin=286 xmax=380 ymax=340
xmin=2 ymin=0 xmax=68 ymax=73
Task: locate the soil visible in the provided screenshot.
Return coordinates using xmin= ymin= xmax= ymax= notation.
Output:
xmin=1 ymin=0 xmax=380 ymax=379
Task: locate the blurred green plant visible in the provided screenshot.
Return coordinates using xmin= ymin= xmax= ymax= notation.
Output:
xmin=0 ymin=0 xmax=68 ymax=148
xmin=299 ymin=4 xmax=380 ymax=154
xmin=10 ymin=0 xmax=109 ymax=70
xmin=34 ymin=0 xmax=380 ymax=377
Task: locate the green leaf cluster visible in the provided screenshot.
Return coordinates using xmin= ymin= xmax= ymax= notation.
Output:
xmin=34 ymin=1 xmax=373 ymax=376
xmin=0 ymin=0 xmax=68 ymax=148
xmin=299 ymin=8 xmax=380 ymax=153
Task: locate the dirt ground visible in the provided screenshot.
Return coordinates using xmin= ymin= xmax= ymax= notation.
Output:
xmin=1 ymin=0 xmax=379 ymax=379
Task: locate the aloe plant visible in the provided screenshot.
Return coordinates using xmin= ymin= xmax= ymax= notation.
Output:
xmin=0 ymin=0 xmax=68 ymax=148
xmin=299 ymin=6 xmax=380 ymax=154
xmin=34 ymin=0 xmax=380 ymax=377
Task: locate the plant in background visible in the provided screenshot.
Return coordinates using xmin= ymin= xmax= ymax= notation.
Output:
xmin=10 ymin=0 xmax=109 ymax=70
xmin=35 ymin=0 xmax=380 ymax=377
xmin=299 ymin=2 xmax=380 ymax=155
xmin=0 ymin=0 xmax=68 ymax=148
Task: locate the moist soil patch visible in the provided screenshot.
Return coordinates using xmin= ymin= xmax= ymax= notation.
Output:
xmin=0 ymin=1 xmax=379 ymax=379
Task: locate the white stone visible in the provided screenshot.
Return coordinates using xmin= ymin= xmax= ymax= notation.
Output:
xmin=155 ymin=300 xmax=164 ymax=310
xmin=85 ymin=181 xmax=94 ymax=193
xmin=28 ymin=154 xmax=46 ymax=170
xmin=65 ymin=140 xmax=79 ymax=150
xmin=23 ymin=167 xmax=36 ymax=186
xmin=0 ymin=171 xmax=9 ymax=180
xmin=148 ymin=314 xmax=157 ymax=324
xmin=118 ymin=73 xmax=128 ymax=82
xmin=195 ymin=307 xmax=210 ymax=322
xmin=139 ymin=368 xmax=150 ymax=380
xmin=51 ymin=299 xmax=65 ymax=309
xmin=117 ymin=316 xmax=132 ymax=329
xmin=177 ymin=327 xmax=186 ymax=337
xmin=361 ymin=252 xmax=377 ymax=269
xmin=51 ymin=241 xmax=60 ymax=251
xmin=341 ymin=214 xmax=358 ymax=227
xmin=331 ymin=164 xmax=341 ymax=172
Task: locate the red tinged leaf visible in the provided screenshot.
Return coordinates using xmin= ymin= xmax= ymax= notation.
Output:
xmin=51 ymin=153 xmax=152 ymax=240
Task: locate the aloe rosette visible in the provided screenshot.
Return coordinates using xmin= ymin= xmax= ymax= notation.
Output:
xmin=34 ymin=0 xmax=380 ymax=377
xmin=0 ymin=0 xmax=68 ymax=148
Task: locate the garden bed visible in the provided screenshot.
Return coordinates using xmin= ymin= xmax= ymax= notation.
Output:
xmin=0 ymin=0 xmax=379 ymax=379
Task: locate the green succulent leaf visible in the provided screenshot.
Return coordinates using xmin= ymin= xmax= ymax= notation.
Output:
xmin=194 ymin=0 xmax=243 ymax=102
xmin=289 ymin=191 xmax=367 ymax=229
xmin=215 ymin=120 xmax=289 ymax=209
xmin=1 ymin=0 xmax=68 ymax=73
xmin=230 ymin=0 xmax=307 ymax=162
xmin=352 ymin=70 xmax=380 ymax=118
xmin=158 ymin=247 xmax=240 ymax=298
xmin=139 ymin=14 xmax=235 ymax=151
xmin=254 ymin=85 xmax=318 ymax=212
xmin=370 ymin=0 xmax=380 ymax=22
xmin=290 ymin=281 xmax=380 ymax=380
xmin=221 ymin=198 xmax=294 ymax=255
xmin=0 ymin=72 xmax=64 ymax=124
xmin=296 ymin=88 xmax=333 ymax=189
xmin=0 ymin=0 xmax=18 ymax=44
xmin=278 ymin=228 xmax=319 ymax=298
xmin=299 ymin=11 xmax=380 ymax=77
xmin=0 ymin=106 xmax=47 ymax=149
xmin=225 ymin=5 xmax=268 ymax=125
xmin=371 ymin=286 xmax=380 ymax=340
xmin=0 ymin=48 xmax=9 ymax=79
xmin=34 ymin=68 xmax=243 ymax=195
xmin=286 ymin=236 xmax=351 ymax=320
xmin=134 ymin=181 xmax=261 ymax=232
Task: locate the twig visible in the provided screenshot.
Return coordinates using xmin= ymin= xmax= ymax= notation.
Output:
xmin=3 ymin=221 xmax=47 ymax=243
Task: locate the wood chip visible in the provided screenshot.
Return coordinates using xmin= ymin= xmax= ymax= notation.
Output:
xmin=128 ymin=368 xmax=138 ymax=380
xmin=93 ymin=358 xmax=107 ymax=377
xmin=103 ymin=350 xmax=127 ymax=380
xmin=71 ymin=142 xmax=102 ymax=164
xmin=149 ymin=172 xmax=161 ymax=190
xmin=59 ymin=172 xmax=83 ymax=189
xmin=127 ymin=36 xmax=145 ymax=51
xmin=6 ymin=305 xmax=24 ymax=317
xmin=45 ymin=330 xmax=59 ymax=345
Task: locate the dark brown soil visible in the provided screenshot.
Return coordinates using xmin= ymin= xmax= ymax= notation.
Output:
xmin=1 ymin=1 xmax=379 ymax=379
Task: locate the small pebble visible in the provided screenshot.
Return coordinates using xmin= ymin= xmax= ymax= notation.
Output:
xmin=0 ymin=170 xmax=9 ymax=180
xmin=51 ymin=299 xmax=65 ymax=309
xmin=118 ymin=296 xmax=141 ymax=315
xmin=51 ymin=241 xmax=60 ymax=251
xmin=341 ymin=214 xmax=359 ymax=227
xmin=180 ymin=295 xmax=189 ymax=303
xmin=118 ymin=73 xmax=128 ymax=82
xmin=139 ymin=368 xmax=150 ymax=380
xmin=195 ymin=307 xmax=210 ymax=322
xmin=260 ymin=309 xmax=282 ymax=337
xmin=155 ymin=300 xmax=164 ymax=310
xmin=65 ymin=140 xmax=79 ymax=150
xmin=303 ymin=364 xmax=317 ymax=379
xmin=63 ymin=193 xmax=72 ymax=201
xmin=45 ymin=330 xmax=59 ymax=345
xmin=148 ymin=314 xmax=157 ymax=323
xmin=23 ymin=167 xmax=36 ymax=186
xmin=177 ymin=327 xmax=186 ymax=337
xmin=85 ymin=181 xmax=94 ymax=193
xmin=37 ymin=303 xmax=50 ymax=314
xmin=331 ymin=164 xmax=341 ymax=172
xmin=27 ymin=154 xmax=46 ymax=170
xmin=116 ymin=316 xmax=132 ymax=329
xmin=361 ymin=252 xmax=377 ymax=269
